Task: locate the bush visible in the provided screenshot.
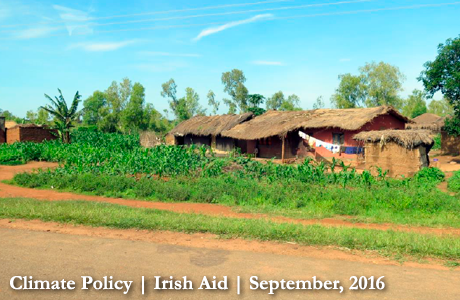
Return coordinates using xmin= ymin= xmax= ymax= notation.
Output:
xmin=413 ymin=167 xmax=445 ymax=184
xmin=448 ymin=171 xmax=460 ymax=193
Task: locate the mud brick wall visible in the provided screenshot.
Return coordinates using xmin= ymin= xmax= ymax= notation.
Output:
xmin=362 ymin=142 xmax=423 ymax=178
xmin=6 ymin=127 xmax=20 ymax=144
xmin=7 ymin=127 xmax=57 ymax=144
xmin=441 ymin=131 xmax=460 ymax=155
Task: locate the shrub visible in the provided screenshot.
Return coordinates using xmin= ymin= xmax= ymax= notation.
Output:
xmin=413 ymin=167 xmax=445 ymax=184
xmin=448 ymin=171 xmax=460 ymax=193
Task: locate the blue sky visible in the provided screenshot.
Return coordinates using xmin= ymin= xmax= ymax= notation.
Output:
xmin=1 ymin=0 xmax=460 ymax=118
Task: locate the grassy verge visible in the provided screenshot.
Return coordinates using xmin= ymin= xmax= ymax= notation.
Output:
xmin=11 ymin=172 xmax=460 ymax=228
xmin=1 ymin=198 xmax=460 ymax=263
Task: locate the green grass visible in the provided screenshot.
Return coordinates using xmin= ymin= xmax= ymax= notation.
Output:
xmin=11 ymin=172 xmax=460 ymax=228
xmin=1 ymin=198 xmax=459 ymax=263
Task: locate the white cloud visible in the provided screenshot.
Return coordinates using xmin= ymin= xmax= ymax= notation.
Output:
xmin=69 ymin=40 xmax=137 ymax=52
xmin=339 ymin=58 xmax=351 ymax=62
xmin=140 ymin=51 xmax=201 ymax=57
xmin=193 ymin=14 xmax=273 ymax=41
xmin=14 ymin=27 xmax=58 ymax=39
xmin=53 ymin=5 xmax=93 ymax=36
xmin=252 ymin=60 xmax=285 ymax=66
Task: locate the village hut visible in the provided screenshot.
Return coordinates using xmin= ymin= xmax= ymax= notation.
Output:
xmin=406 ymin=113 xmax=460 ymax=155
xmin=140 ymin=131 xmax=162 ymax=148
xmin=405 ymin=113 xmax=445 ymax=132
xmin=169 ymin=113 xmax=254 ymax=151
xmin=6 ymin=123 xmax=57 ymax=144
xmin=353 ymin=130 xmax=434 ymax=177
xmin=221 ymin=106 xmax=411 ymax=162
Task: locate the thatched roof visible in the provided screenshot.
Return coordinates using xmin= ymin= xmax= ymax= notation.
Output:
xmin=5 ymin=121 xmax=17 ymax=129
xmin=353 ymin=130 xmax=433 ymax=149
xmin=8 ymin=123 xmax=45 ymax=130
xmin=405 ymin=113 xmax=445 ymax=131
xmin=222 ymin=106 xmax=411 ymax=140
xmin=169 ymin=113 xmax=254 ymax=137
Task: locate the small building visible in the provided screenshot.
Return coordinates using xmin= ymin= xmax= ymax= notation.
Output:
xmin=406 ymin=113 xmax=460 ymax=155
xmin=221 ymin=106 xmax=410 ymax=162
xmin=353 ymin=130 xmax=434 ymax=177
xmin=405 ymin=113 xmax=445 ymax=132
xmin=169 ymin=113 xmax=253 ymax=151
xmin=6 ymin=124 xmax=57 ymax=144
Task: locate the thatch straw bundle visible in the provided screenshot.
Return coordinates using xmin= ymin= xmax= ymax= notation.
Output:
xmin=353 ymin=130 xmax=433 ymax=149
xmin=222 ymin=106 xmax=410 ymax=140
xmin=170 ymin=113 xmax=253 ymax=137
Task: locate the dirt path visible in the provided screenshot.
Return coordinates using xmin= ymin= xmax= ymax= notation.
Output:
xmin=1 ymin=224 xmax=459 ymax=300
xmin=1 ymin=162 xmax=460 ymax=236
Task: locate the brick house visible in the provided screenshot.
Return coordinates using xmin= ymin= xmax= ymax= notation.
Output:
xmin=5 ymin=124 xmax=57 ymax=144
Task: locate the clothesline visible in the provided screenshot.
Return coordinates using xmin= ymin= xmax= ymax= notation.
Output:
xmin=298 ymin=131 xmax=363 ymax=154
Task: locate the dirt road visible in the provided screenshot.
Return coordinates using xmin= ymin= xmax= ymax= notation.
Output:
xmin=1 ymin=162 xmax=460 ymax=236
xmin=1 ymin=226 xmax=459 ymax=300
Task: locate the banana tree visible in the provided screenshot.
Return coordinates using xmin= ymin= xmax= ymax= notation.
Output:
xmin=41 ymin=89 xmax=81 ymax=143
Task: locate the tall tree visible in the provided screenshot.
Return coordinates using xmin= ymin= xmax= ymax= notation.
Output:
xmin=161 ymin=80 xmax=205 ymax=122
xmin=41 ymin=89 xmax=81 ymax=143
xmin=312 ymin=96 xmax=325 ymax=109
xmin=82 ymin=91 xmax=106 ymax=125
xmin=330 ymin=74 xmax=366 ymax=108
xmin=161 ymin=79 xmax=184 ymax=120
xmin=221 ymin=69 xmax=248 ymax=113
xmin=207 ymin=90 xmax=220 ymax=115
xmin=360 ymin=62 xmax=405 ymax=108
xmin=26 ymin=110 xmax=37 ymax=123
xmin=247 ymin=94 xmax=266 ymax=116
xmin=184 ymin=87 xmax=205 ymax=117
xmin=401 ymin=89 xmax=427 ymax=118
xmin=419 ymin=36 xmax=460 ymax=114
xmin=37 ymin=108 xmax=50 ymax=125
xmin=99 ymin=79 xmax=132 ymax=132
xmin=121 ymin=82 xmax=146 ymax=133
xmin=144 ymin=104 xmax=171 ymax=134
xmin=266 ymin=92 xmax=301 ymax=111
xmin=281 ymin=94 xmax=301 ymax=111
xmin=0 ymin=110 xmax=22 ymax=123
xmin=427 ymin=98 xmax=453 ymax=117
xmin=266 ymin=91 xmax=284 ymax=110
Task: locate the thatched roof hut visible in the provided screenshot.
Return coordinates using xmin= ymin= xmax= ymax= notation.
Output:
xmin=405 ymin=113 xmax=445 ymax=131
xmin=169 ymin=113 xmax=254 ymax=137
xmin=353 ymin=130 xmax=434 ymax=149
xmin=353 ymin=130 xmax=434 ymax=177
xmin=222 ymin=106 xmax=411 ymax=140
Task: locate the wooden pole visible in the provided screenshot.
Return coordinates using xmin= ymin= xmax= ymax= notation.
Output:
xmin=281 ymin=136 xmax=285 ymax=163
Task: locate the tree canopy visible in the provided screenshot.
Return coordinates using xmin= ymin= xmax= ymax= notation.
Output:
xmin=419 ymin=35 xmax=460 ymax=114
xmin=401 ymin=90 xmax=427 ymax=118
xmin=221 ymin=69 xmax=249 ymax=113
xmin=331 ymin=62 xmax=405 ymax=109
